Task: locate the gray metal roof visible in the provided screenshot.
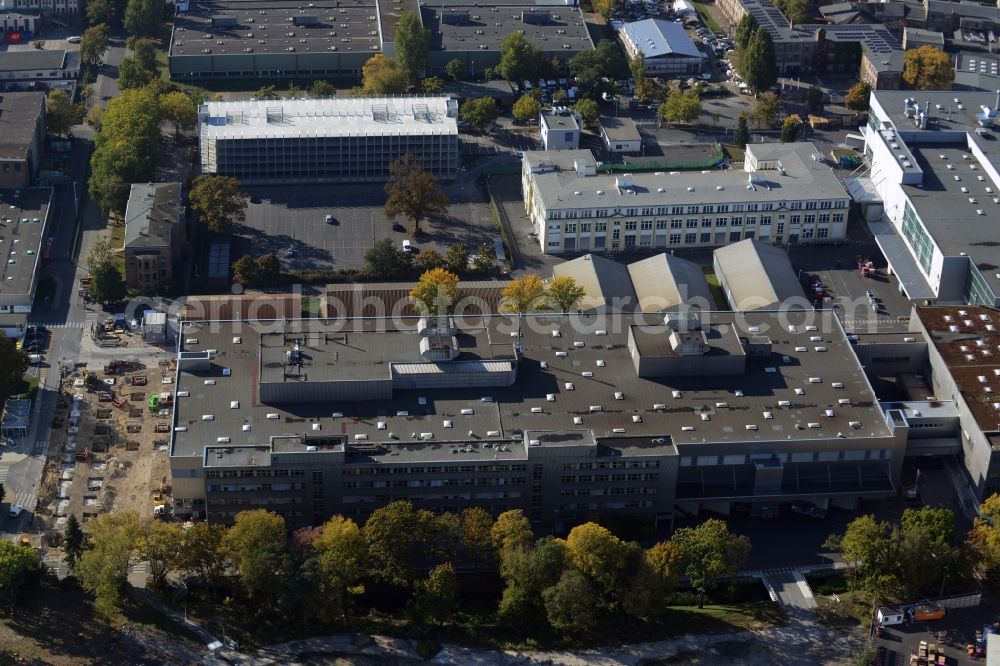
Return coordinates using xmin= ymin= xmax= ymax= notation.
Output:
xmin=627 ymin=253 xmax=713 ymax=312
xmin=0 ymin=50 xmax=67 ymax=72
xmin=713 ymin=239 xmax=806 ymax=310
xmin=620 ymin=18 xmax=704 ymax=60
xmin=600 ymin=116 xmax=641 ymax=142
xmin=552 ymin=254 xmax=637 ymax=311
xmin=0 ymin=188 xmax=53 ymax=302
xmin=424 ymin=3 xmax=593 ymax=54
xmin=123 ymin=183 xmax=183 ymax=251
xmin=0 ymin=92 xmax=44 ymax=162
xmin=170 ymin=311 xmax=892 ymax=461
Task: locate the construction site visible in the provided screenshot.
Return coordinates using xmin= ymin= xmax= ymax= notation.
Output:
xmin=32 ymin=356 xmax=177 ymax=545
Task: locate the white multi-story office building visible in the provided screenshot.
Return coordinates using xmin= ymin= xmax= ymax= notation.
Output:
xmin=847 ymin=90 xmax=1000 ymax=307
xmin=198 ymin=96 xmax=460 ymax=184
xmin=522 ymin=144 xmax=850 ymax=254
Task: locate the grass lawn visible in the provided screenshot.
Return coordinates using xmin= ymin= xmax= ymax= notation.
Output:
xmin=107 ymin=224 xmax=127 ymax=277
xmin=702 ymin=266 xmax=730 ymax=310
xmin=693 ymin=0 xmax=722 ymax=32
xmin=815 ymin=590 xmax=874 ymax=631
xmin=14 ymin=374 xmax=40 ymax=401
xmin=722 ymin=144 xmax=746 ymax=162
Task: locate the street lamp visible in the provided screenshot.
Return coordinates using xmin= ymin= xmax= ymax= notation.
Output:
xmin=928 ymin=551 xmax=948 ymax=599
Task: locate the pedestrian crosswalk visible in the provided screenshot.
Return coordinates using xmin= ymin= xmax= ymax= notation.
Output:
xmin=26 ymin=322 xmax=81 ymax=330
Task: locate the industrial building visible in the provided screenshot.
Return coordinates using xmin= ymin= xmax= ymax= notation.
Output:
xmin=539 ymin=107 xmax=580 ymax=151
xmin=713 ymin=239 xmax=807 ymax=310
xmin=168 ymin=0 xmax=593 ymax=81
xmin=845 ymin=90 xmax=1000 ymax=308
xmin=198 ymin=96 xmax=459 ymax=184
xmin=0 ymin=188 xmax=53 ymax=337
xmin=600 ymin=116 xmax=642 ymax=154
xmin=618 ymin=19 xmax=705 ymax=77
xmin=717 ymin=0 xmax=903 ymax=89
xmin=521 ymin=143 xmax=850 ymax=255
xmin=0 ymin=50 xmax=81 ymax=89
xmin=168 ymin=310 xmax=904 ymax=528
xmin=123 ymin=183 xmax=185 ymax=294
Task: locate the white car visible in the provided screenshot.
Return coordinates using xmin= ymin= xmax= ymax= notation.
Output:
xmin=9 ymin=504 xmax=23 ymax=518
xmin=66 ymin=35 xmax=81 ymax=43
xmin=402 ymin=239 xmax=414 ymax=253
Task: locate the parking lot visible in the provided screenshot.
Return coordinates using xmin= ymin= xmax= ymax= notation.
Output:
xmin=875 ymin=604 xmax=1000 ymax=666
xmin=238 ymin=183 xmax=497 ymax=272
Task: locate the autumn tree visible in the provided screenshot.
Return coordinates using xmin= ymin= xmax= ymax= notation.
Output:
xmin=222 ymin=509 xmax=289 ymax=609
xmin=823 ymin=514 xmax=898 ymax=596
xmin=312 ymin=516 xmax=368 ymax=623
xmin=513 ymin=93 xmax=542 ymax=123
xmin=140 ymin=520 xmax=183 ymax=592
xmin=546 ymin=275 xmax=586 ymax=312
xmin=422 ymin=76 xmax=444 ymax=94
xmin=845 ymin=81 xmax=872 ymax=112
xmin=160 ymin=91 xmax=198 ymax=138
xmin=46 ymin=89 xmax=81 ymax=137
xmin=564 ymin=522 xmax=633 ymax=601
xmin=592 ymin=0 xmax=617 ymax=19
xmin=460 ymin=507 xmax=495 ymax=569
xmin=383 ymin=154 xmax=449 ymax=233
xmin=394 ymin=11 xmax=429 ymax=83
xmin=969 ymin=494 xmax=1000 ymax=582
xmin=414 ymin=248 xmax=445 ymax=272
xmin=175 ymin=522 xmax=228 ymax=598
xmin=672 ymin=518 xmax=751 ymax=608
xmin=903 ymin=45 xmax=953 ymax=91
xmin=749 ymin=91 xmax=782 ymax=128
xmin=491 ymin=509 xmax=534 ymax=553
xmin=362 ymin=54 xmax=408 ymax=95
xmin=189 ymin=175 xmax=247 ymax=234
xmin=409 ymin=267 xmax=460 ymax=315
xmin=444 ymin=244 xmax=470 ymax=274
xmin=409 ymin=562 xmax=459 ymax=623
xmin=0 ymin=541 xmax=39 ymax=608
xmin=500 ymin=274 xmax=546 ymax=314
xmin=363 ymin=500 xmax=439 ymax=588
xmin=76 ymin=511 xmax=143 ymax=619
xmin=780 ymin=113 xmax=803 ymax=142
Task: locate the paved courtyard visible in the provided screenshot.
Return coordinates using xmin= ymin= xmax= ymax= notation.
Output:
xmin=237 ymin=182 xmax=496 ymax=272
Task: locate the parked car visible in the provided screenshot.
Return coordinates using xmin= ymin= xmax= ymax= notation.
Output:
xmin=67 ymin=35 xmax=81 ymax=43
xmin=325 ymin=214 xmax=337 ymax=224
xmin=402 ymin=239 xmax=414 ymax=253
xmin=392 ymin=222 xmax=406 ymax=232
xmin=9 ymin=504 xmax=22 ymax=518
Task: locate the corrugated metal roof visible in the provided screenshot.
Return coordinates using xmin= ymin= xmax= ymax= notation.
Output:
xmin=627 ymin=253 xmax=713 ymax=311
xmin=553 ymin=254 xmax=637 ymax=311
xmin=713 ymin=240 xmax=805 ymax=310
xmin=621 ymin=19 xmax=703 ymax=60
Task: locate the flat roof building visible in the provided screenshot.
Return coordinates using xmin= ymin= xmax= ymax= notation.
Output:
xmin=619 ymin=19 xmax=705 ymax=77
xmin=600 ymin=116 xmax=642 ymax=154
xmin=198 ymin=96 xmax=459 ymax=184
xmin=539 ymin=107 xmax=580 ymax=151
xmin=0 ymin=187 xmax=53 ymax=336
xmin=847 ymin=90 xmax=1000 ymax=307
xmin=0 ymin=91 xmax=45 ymax=188
xmin=169 ymin=310 xmax=903 ymax=527
xmin=522 ymin=143 xmax=849 ymax=255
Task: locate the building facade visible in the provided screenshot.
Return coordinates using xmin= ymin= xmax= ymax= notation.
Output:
xmin=123 ymin=183 xmax=185 ymax=293
xmin=522 ymin=144 xmax=850 ymax=255
xmin=169 ymin=311 xmax=904 ymax=529
xmin=618 ymin=19 xmax=704 ymax=77
xmin=198 ymin=97 xmax=460 ymax=184
xmin=539 ymin=108 xmax=580 ymax=151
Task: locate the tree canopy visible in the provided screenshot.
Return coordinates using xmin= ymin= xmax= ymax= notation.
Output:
xmin=845 ymin=82 xmax=872 ymax=112
xmin=89 ymin=261 xmax=127 ymax=304
xmin=460 ymin=97 xmax=500 ymax=131
xmin=189 ymin=175 xmax=247 ymax=234
xmin=513 ymin=94 xmax=542 ymax=123
xmin=364 ymin=239 xmax=411 ymax=279
xmin=658 ymin=89 xmax=702 ymax=125
xmin=394 ymin=12 xmax=429 ymax=83
xmin=362 ymin=55 xmax=408 ymax=95
xmin=383 ymin=154 xmax=449 ymax=232
xmin=310 ymin=80 xmax=337 ymax=98
xmin=498 ymin=32 xmax=545 ymax=85
xmin=445 ymin=59 xmax=465 ymax=81
xmin=672 ymin=518 xmax=751 ymax=607
xmin=570 ymin=40 xmax=626 ymax=100
xmin=409 ymin=268 xmax=461 ymax=315
xmin=80 ymin=24 xmax=109 ymax=67
xmin=780 ymin=114 xmax=802 ymax=142
xmin=734 ymin=14 xmax=758 ymax=50
xmin=739 ymin=28 xmax=778 ymax=95
xmin=903 ymin=46 xmax=953 ymax=90
xmin=0 ymin=333 xmax=27 ymax=403
xmin=76 ymin=511 xmax=142 ymax=619
xmin=0 ymin=541 xmax=39 ymax=607
xmin=500 ymin=274 xmax=546 ymax=313
xmin=160 ymin=91 xmax=197 ymax=137
xmin=124 ymin=0 xmax=165 ymax=37
xmin=734 ymin=113 xmax=750 ymax=149
xmin=546 ymin=275 xmax=586 ymax=312
xmin=573 ymin=98 xmax=600 ymax=127
xmin=749 ymin=92 xmax=782 ymax=128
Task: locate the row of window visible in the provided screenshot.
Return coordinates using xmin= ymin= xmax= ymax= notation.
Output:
xmin=679 ymin=449 xmax=892 ymax=466
xmin=343 ymin=477 xmax=526 ymax=489
xmin=557 ymin=213 xmax=843 ymax=233
xmin=561 ymin=460 xmax=659 ymax=470
xmin=559 ymin=473 xmax=659 ymax=483
xmin=207 ymin=468 xmax=304 ymax=478
xmin=207 ymin=483 xmax=301 ymax=492
xmin=343 ymin=463 xmax=528 ymax=476
xmin=548 ymin=199 xmax=847 ymax=219
xmin=560 ymin=486 xmax=658 ymax=496
xmin=343 ymin=491 xmax=523 ymax=504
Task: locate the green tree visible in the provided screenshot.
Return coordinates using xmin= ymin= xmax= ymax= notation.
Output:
xmin=312 ymin=515 xmax=368 ymax=623
xmin=383 ymin=154 xmax=449 ymax=233
xmin=287 ymin=82 xmax=301 ymax=98
xmin=63 ymin=513 xmax=85 ymax=571
xmin=498 ymin=31 xmax=543 ymax=85
xmin=409 ymin=268 xmax=460 ymax=315
xmin=189 ymin=175 xmax=248 ymax=234
xmin=780 ymin=113 xmax=802 ymax=142
xmin=232 ymin=254 xmax=258 ymax=284
xmin=739 ymin=28 xmax=778 ymax=95
xmin=776 ymin=0 xmax=809 ymax=23
xmin=176 ymin=522 xmax=228 ymax=598
xmin=500 ymin=274 xmax=546 ymax=313
xmin=140 ymin=520 xmax=183 ymax=592
xmin=903 ymin=45 xmax=953 ymax=90
xmin=968 ymin=495 xmax=1000 ymax=583
xmin=824 ymin=514 xmax=898 ymax=594
xmin=470 ymin=242 xmax=494 ymax=274
xmin=76 ymin=511 xmax=142 ymax=619
xmin=422 ymin=76 xmax=444 ymax=94
xmin=310 ymin=80 xmax=337 ymax=98
xmin=0 ymin=541 xmax=39 ymax=607
xmin=573 ymin=98 xmax=600 ymax=127
xmin=553 ymin=88 xmax=569 ymax=104
xmin=127 ymin=36 xmax=158 ymax=70
xmin=124 ymin=0 xmax=163 ymax=36
xmin=734 ymin=14 xmax=758 ymax=50
xmin=546 ymin=275 xmax=586 ymax=312
xmin=845 ymin=81 xmax=872 ymax=112
xmin=0 ymin=334 xmax=27 ymax=400
xmin=395 ymin=11 xmax=429 ymax=83
xmin=117 ymin=57 xmax=157 ymax=90
xmin=492 ymin=509 xmax=533 ymax=554
xmin=460 ymin=507 xmax=495 ymax=569
xmin=363 ymin=500 xmax=439 ymax=587
xmin=86 ymin=0 xmax=124 ymax=28
xmin=445 ymin=58 xmax=465 ymax=81
xmin=571 ymin=40 xmax=627 ymax=100
xmin=255 ymin=253 xmax=282 ymax=284
xmin=364 ymin=238 xmax=411 ymax=279
xmin=254 ymin=84 xmax=277 ymax=100
xmin=734 ymin=113 xmax=751 ymax=148
xmin=362 ymin=54 xmax=408 ymax=95
xmin=410 ymin=562 xmax=458 ymax=623
xmin=543 ymin=569 xmax=599 ymax=635
xmin=0 ymin=483 xmax=4 ymax=504
xmin=672 ymin=518 xmax=751 ymax=607
xmin=592 ymin=0 xmax=617 ymax=19
xmin=659 ymin=89 xmax=701 ymax=125
xmin=222 ymin=509 xmax=289 ymax=608
xmin=498 ymin=536 xmax=565 ymax=623
xmin=160 ymin=91 xmax=197 ymax=138
xmin=444 ymin=244 xmax=470 ymax=274
xmin=81 ymin=24 xmax=109 ymax=67
xmin=512 ymin=93 xmax=542 ymax=123
xmin=460 ymin=97 xmax=499 ymax=131
xmin=89 ymin=261 xmax=127 ymax=304
xmin=804 ymin=86 xmax=824 ymax=115
xmin=749 ymin=91 xmax=782 ymax=128
xmin=46 ymin=89 xmax=81 ymax=137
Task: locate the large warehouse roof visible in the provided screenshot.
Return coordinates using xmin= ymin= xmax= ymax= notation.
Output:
xmin=621 ymin=19 xmax=703 ymax=60
xmin=198 ymin=97 xmax=459 ymax=139
xmin=552 ymin=254 xmax=637 ymax=312
xmin=714 ymin=239 xmax=806 ymax=310
xmin=627 ymin=253 xmax=713 ymax=312
xmin=423 ymin=2 xmax=593 ymax=53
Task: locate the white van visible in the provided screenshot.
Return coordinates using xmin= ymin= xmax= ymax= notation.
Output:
xmin=402 ymin=239 xmax=413 ymax=253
